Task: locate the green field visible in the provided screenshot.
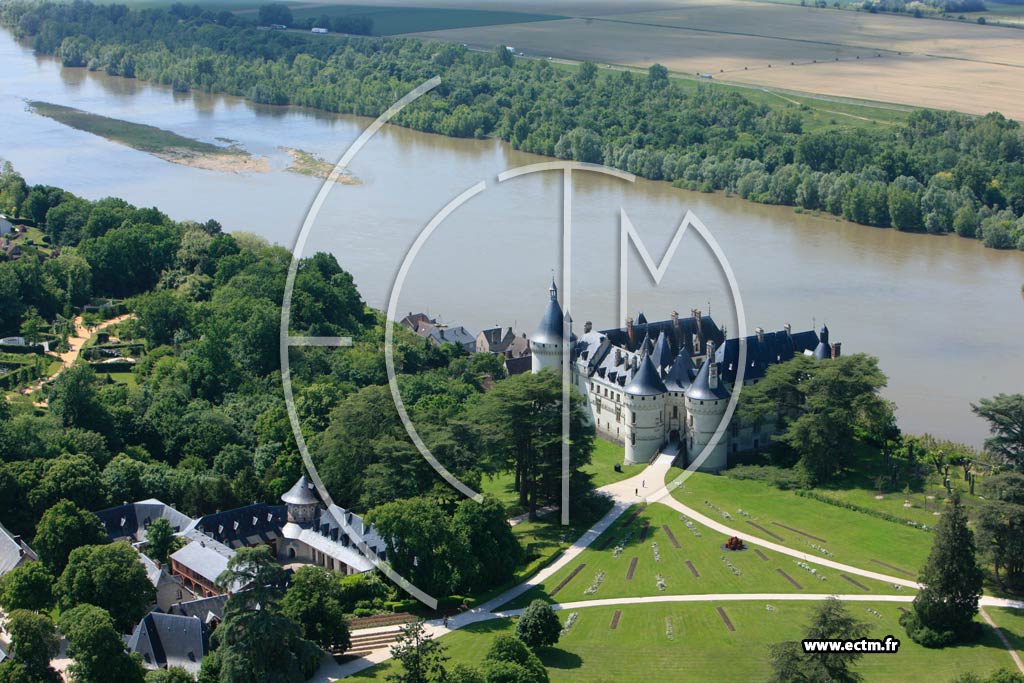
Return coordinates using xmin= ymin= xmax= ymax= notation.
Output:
xmin=670 ymin=470 xmax=933 ymax=576
xmin=350 ymin=602 xmax=1018 ymax=682
xmin=287 ymin=5 xmax=565 ymax=36
xmin=480 ymin=438 xmax=635 ymax=514
xmin=504 ymin=504 xmax=908 ymax=609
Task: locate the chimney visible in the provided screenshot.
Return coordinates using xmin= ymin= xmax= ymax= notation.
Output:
xmin=584 ymin=321 xmax=593 ymax=333
xmin=614 ymin=349 xmax=623 ymax=366
xmin=831 ymin=342 xmax=842 ymax=359
xmin=626 ymin=317 xmax=636 ymax=347
xmin=755 ymin=327 xmax=764 ymax=342
xmin=632 ymin=355 xmax=639 ymax=371
xmin=707 ymin=340 xmax=719 ymax=389
xmin=783 ymin=322 xmax=791 ymax=338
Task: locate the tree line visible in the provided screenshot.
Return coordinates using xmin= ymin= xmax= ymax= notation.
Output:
xmin=2 ymin=1 xmax=1024 ymax=250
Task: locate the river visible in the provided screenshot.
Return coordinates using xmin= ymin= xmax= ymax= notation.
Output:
xmin=1 ymin=29 xmax=1021 ymax=447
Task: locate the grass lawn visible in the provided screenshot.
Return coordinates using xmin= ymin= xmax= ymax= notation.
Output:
xmin=104 ymin=371 xmax=138 ymax=387
xmin=671 ymin=470 xmax=933 ymax=577
xmin=480 ymin=438 xmax=635 ymax=514
xmin=349 ymin=601 xmax=1017 ymax=682
xmin=503 ymin=504 xmax=907 ymax=610
xmin=581 ymin=438 xmax=641 ymax=489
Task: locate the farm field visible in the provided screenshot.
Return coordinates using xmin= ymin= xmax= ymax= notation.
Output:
xmin=348 ymin=602 xmax=1021 ymax=682
xmin=286 ymin=5 xmax=564 ymax=36
xmin=404 ymin=0 xmax=1024 ymax=119
xmin=670 ymin=470 xmax=934 ymax=575
xmin=503 ymin=503 xmax=909 ymax=610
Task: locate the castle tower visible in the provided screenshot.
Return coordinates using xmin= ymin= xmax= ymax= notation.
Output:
xmin=813 ymin=324 xmax=831 ymax=360
xmin=531 ymin=278 xmax=566 ymax=374
xmin=281 ymin=475 xmax=319 ymax=524
xmin=683 ymin=341 xmax=730 ymax=472
xmin=623 ymin=352 xmax=668 ymax=464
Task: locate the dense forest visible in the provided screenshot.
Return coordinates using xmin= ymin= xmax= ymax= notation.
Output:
xmin=2 ymin=1 xmax=1024 ymax=250
xmin=0 ymin=162 xmax=596 ymax=601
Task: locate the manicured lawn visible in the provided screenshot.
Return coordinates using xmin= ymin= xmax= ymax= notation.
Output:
xmin=581 ymin=438 xmax=641 ymax=489
xmin=670 ymin=470 xmax=933 ymax=577
xmin=105 ymin=371 xmax=138 ymax=387
xmin=503 ymin=504 xmax=907 ymax=609
xmin=480 ymin=438 xmax=635 ymax=514
xmin=350 ymin=601 xmax=1017 ymax=682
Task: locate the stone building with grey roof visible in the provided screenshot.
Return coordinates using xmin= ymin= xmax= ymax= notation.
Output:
xmin=530 ymin=280 xmax=840 ymax=470
xmin=0 ymin=521 xmax=37 ymax=577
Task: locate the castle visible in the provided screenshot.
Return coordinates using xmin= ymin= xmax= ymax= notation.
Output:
xmin=530 ymin=280 xmax=841 ymax=471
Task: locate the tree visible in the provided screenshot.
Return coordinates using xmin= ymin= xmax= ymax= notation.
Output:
xmin=280 ymin=565 xmax=351 ymax=652
xmin=950 ymin=670 xmax=1024 ymax=683
xmin=0 ymin=610 xmax=61 ymax=683
xmin=514 ymin=601 xmax=561 ymax=650
xmin=368 ymin=496 xmax=471 ymax=596
xmin=901 ymin=490 xmax=983 ymax=646
xmin=57 ymin=542 xmax=155 ymax=633
xmin=973 ymin=394 xmax=1024 ymax=469
xmin=33 ymin=500 xmax=108 ymax=574
xmin=493 ymin=44 xmax=513 ymax=67
xmin=740 ymin=354 xmax=890 ymax=484
xmin=144 ymin=517 xmax=183 ymax=565
xmin=481 ymin=636 xmax=548 ymax=683
xmin=134 ymin=290 xmax=191 ymax=349
xmin=452 ymin=495 xmax=521 ymax=592
xmin=144 ymin=669 xmax=196 ymax=683
xmin=387 ymin=620 xmax=449 ymax=683
xmin=49 ymin=364 xmax=113 ymax=439
xmin=18 ymin=307 xmax=45 ymax=346
xmin=0 ymin=561 xmax=55 ymax=612
xmin=200 ymin=546 xmax=321 ymax=683
xmin=466 ymin=371 xmax=594 ymax=519
xmin=58 ymin=605 xmax=145 ymax=683
xmin=976 ymin=472 xmax=1024 ymax=591
xmin=769 ymin=597 xmax=865 ymax=683
xmin=257 ymin=3 xmax=292 ymax=25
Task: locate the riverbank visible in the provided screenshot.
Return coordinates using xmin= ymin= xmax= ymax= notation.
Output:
xmin=28 ymin=100 xmax=269 ymax=173
xmin=280 ymin=146 xmax=360 ymax=184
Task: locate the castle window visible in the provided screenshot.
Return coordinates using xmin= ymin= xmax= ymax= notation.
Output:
xmin=673 ymin=405 xmax=678 ymax=418
xmin=632 ymin=412 xmax=636 ymax=424
xmin=631 ymin=432 xmax=636 ymax=445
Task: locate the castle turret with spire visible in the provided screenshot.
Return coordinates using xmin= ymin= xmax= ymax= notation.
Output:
xmin=528 ymin=281 xmax=838 ymax=471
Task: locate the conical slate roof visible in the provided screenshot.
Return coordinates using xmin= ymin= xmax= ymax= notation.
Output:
xmin=281 ymin=475 xmax=319 ymax=506
xmin=532 ymin=279 xmax=565 ymax=345
xmin=651 ymin=330 xmax=673 ymax=370
xmin=813 ymin=324 xmax=831 ymax=359
xmin=624 ymin=353 xmax=668 ymax=396
xmin=664 ymin=350 xmax=695 ymax=391
xmin=685 ymin=357 xmax=730 ymax=401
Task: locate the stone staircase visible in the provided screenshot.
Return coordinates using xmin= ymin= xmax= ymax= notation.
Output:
xmin=344 ymin=626 xmax=406 ymax=658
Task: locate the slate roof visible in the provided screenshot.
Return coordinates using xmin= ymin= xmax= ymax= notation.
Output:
xmin=427 ymin=325 xmax=476 ymax=349
xmin=663 ymin=350 xmax=696 ymax=391
xmin=598 ymin=314 xmax=724 ymax=356
xmin=0 ymin=521 xmax=37 ymax=575
xmin=170 ymin=593 xmax=233 ymax=624
xmin=191 ymin=504 xmax=287 ymax=548
xmin=281 ymin=476 xmax=319 ymax=506
xmin=685 ymin=357 xmax=731 ymax=401
xmin=651 ymin=330 xmax=673 ymax=370
xmin=128 ymin=612 xmax=208 ymax=673
xmin=624 ymin=354 xmax=669 ymax=396
xmin=94 ymin=499 xmax=195 ymax=543
xmin=715 ymin=327 xmax=823 ymax=385
xmin=170 ymin=539 xmax=235 ymax=588
xmin=532 ymin=279 xmax=566 ymax=345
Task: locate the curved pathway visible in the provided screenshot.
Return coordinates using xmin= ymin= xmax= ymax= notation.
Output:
xmin=13 ymin=313 xmax=134 ymax=402
xmin=320 ymin=453 xmax=1022 ymax=680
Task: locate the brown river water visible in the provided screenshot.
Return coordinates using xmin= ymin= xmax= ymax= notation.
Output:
xmin=1 ymin=29 xmax=1021 ymax=446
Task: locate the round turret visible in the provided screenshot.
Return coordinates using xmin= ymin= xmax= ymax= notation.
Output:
xmin=282 ymin=475 xmax=319 ymax=524
xmin=531 ymin=279 xmax=566 ymax=374
xmin=623 ymin=354 xmax=668 ymax=464
xmin=683 ymin=346 xmax=729 ymax=472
